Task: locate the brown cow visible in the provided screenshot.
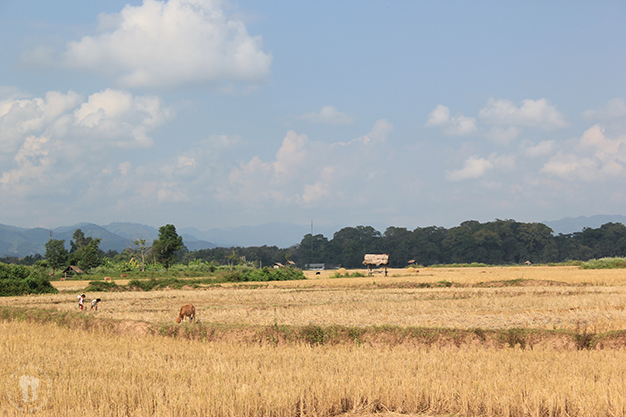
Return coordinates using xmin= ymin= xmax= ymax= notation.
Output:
xmin=176 ymin=304 xmax=196 ymax=323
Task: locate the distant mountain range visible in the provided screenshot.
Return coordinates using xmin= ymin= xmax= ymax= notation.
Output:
xmin=0 ymin=215 xmax=624 ymax=258
xmin=0 ymin=221 xmax=333 ymax=258
xmin=542 ymin=215 xmax=626 ymax=235
xmin=0 ymin=222 xmax=216 ymax=258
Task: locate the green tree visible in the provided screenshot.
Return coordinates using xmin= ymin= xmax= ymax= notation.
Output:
xmin=74 ymin=239 xmax=102 ymax=271
xmin=45 ymin=239 xmax=68 ymax=275
xmin=70 ymin=229 xmax=89 ymax=253
xmin=133 ymin=238 xmax=150 ymax=272
xmin=383 ymin=227 xmax=413 ymax=267
xmin=329 ymin=226 xmax=382 ymax=268
xmin=152 ymin=224 xmax=183 ymax=272
xmin=295 ymin=233 xmax=329 ymax=267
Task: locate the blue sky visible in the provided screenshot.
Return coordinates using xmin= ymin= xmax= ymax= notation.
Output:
xmin=1 ymin=0 xmax=625 ymax=232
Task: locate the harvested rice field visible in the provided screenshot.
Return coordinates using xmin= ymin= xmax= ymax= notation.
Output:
xmin=1 ymin=266 xmax=626 ymax=416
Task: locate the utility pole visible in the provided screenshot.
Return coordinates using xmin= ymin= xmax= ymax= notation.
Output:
xmin=310 ymin=220 xmax=313 ymax=270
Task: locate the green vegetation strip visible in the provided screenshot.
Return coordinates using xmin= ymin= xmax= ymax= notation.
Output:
xmin=84 ymin=269 xmax=305 ymax=292
xmin=2 ymin=306 xmax=625 ymax=350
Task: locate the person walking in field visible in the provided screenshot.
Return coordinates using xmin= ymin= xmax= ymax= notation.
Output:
xmin=77 ymin=294 xmax=86 ymax=310
xmin=90 ymin=298 xmax=101 ymax=311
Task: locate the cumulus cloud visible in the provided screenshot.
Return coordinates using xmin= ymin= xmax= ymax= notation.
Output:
xmin=72 ymin=89 xmax=172 ymax=148
xmin=426 ymin=105 xmax=477 ymax=136
xmin=220 ymin=120 xmax=393 ymax=205
xmin=540 ymin=124 xmax=626 ymax=181
xmin=28 ymin=0 xmax=272 ymax=88
xmin=298 ymin=106 xmax=356 ymax=125
xmin=479 ymin=98 xmax=567 ymax=130
xmin=446 ymin=156 xmax=494 ymax=181
xmin=0 ymin=90 xmax=83 ymax=152
xmin=0 ymin=89 xmax=172 ymax=196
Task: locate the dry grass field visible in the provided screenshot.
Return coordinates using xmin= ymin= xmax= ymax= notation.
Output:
xmin=2 ymin=266 xmax=626 ymax=416
xmin=4 ymin=266 xmax=626 ymax=332
xmin=1 ymin=320 xmax=626 ymax=417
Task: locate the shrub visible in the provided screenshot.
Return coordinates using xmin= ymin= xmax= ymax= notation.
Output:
xmin=580 ymin=257 xmax=626 ymax=269
xmin=429 ymin=262 xmax=492 ymax=268
xmin=0 ymin=263 xmax=58 ymax=296
xmin=332 ymin=271 xmax=366 ymax=278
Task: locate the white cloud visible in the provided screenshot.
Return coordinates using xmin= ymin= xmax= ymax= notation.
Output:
xmin=220 ymin=120 xmax=393 ymax=206
xmin=540 ymin=152 xmax=599 ymax=181
xmin=156 ymin=182 xmax=189 ymax=203
xmin=119 ymin=161 xmax=132 ymax=176
xmin=426 ymin=105 xmax=477 ymax=136
xmin=490 ymin=153 xmax=516 ymax=171
xmin=301 ymin=166 xmax=334 ymax=204
xmin=177 ymin=155 xmax=196 ymax=168
xmin=540 ymin=124 xmax=626 ymax=181
xmin=45 ymin=0 xmax=272 ymax=88
xmin=521 ymin=139 xmax=556 ymax=157
xmin=479 ymin=98 xmax=567 ymax=130
xmin=299 ymin=106 xmax=356 ymax=125
xmin=446 ymin=156 xmax=494 ymax=181
xmin=333 ymin=118 xmax=393 ymax=147
xmin=0 ymin=88 xmax=172 ymax=198
xmin=0 ymin=90 xmax=83 ymax=152
xmin=72 ymin=89 xmax=172 ymax=148
xmin=273 ymin=131 xmax=308 ymax=182
xmin=485 ymin=126 xmax=520 ymax=145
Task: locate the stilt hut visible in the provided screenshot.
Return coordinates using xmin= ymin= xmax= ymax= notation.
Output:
xmin=363 ymin=254 xmax=390 ymax=276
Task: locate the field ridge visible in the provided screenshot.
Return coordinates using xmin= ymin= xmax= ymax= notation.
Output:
xmin=3 ymin=305 xmax=626 ymax=350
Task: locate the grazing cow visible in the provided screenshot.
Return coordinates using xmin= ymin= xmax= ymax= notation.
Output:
xmin=176 ymin=304 xmax=196 ymax=323
xmin=104 ymin=276 xmax=112 ymax=282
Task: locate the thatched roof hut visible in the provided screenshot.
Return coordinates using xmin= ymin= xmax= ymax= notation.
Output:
xmin=363 ymin=254 xmax=390 ymax=277
xmin=362 ymin=254 xmax=389 ymax=266
xmin=62 ymin=265 xmax=84 ymax=278
xmin=62 ymin=265 xmax=84 ymax=274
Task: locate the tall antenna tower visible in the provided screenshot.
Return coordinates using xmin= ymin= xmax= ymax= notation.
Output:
xmin=310 ymin=220 xmax=313 ymax=268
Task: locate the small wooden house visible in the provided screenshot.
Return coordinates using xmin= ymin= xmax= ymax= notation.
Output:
xmin=62 ymin=265 xmax=84 ymax=278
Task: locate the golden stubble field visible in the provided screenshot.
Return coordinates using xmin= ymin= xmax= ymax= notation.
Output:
xmin=2 ymin=266 xmax=626 ymax=416
xmin=4 ymin=266 xmax=626 ymax=332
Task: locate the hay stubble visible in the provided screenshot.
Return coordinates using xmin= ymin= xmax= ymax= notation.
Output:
xmin=2 ymin=266 xmax=626 ymax=416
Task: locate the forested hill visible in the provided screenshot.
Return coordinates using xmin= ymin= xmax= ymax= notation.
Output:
xmin=192 ymin=220 xmax=626 ymax=268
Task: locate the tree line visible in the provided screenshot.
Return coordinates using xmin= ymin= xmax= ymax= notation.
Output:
xmin=191 ymin=220 xmax=626 ymax=269
xmin=4 ymin=219 xmax=626 ymax=272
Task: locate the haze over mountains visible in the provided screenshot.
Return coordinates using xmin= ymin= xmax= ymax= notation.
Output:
xmin=0 ymin=215 xmax=624 ymax=258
